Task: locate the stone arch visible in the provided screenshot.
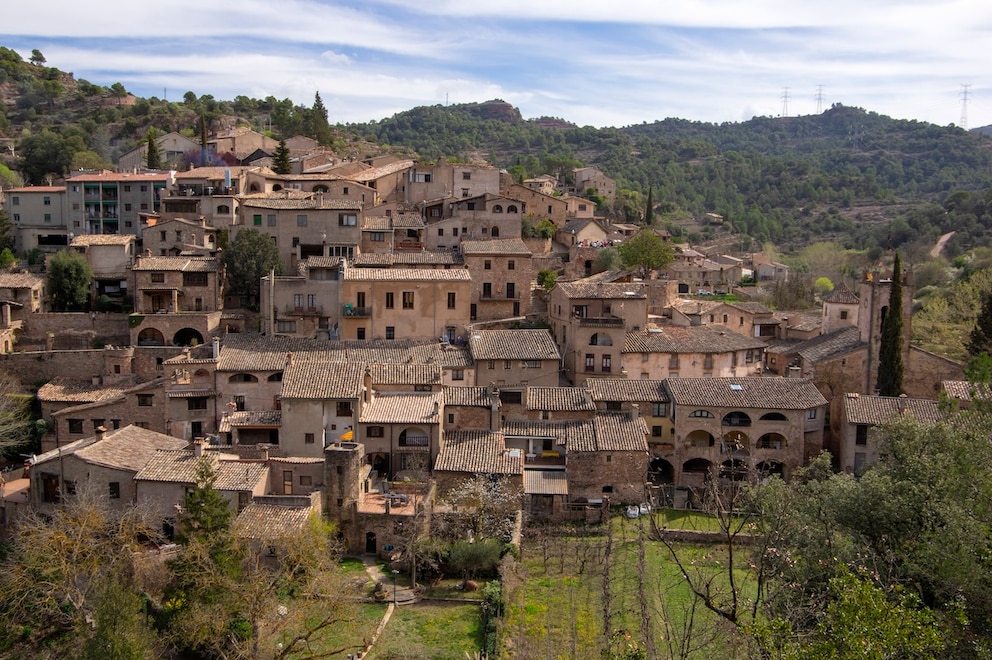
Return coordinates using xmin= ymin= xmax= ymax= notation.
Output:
xmin=137 ymin=327 xmax=165 ymax=346
xmin=685 ymin=430 xmax=715 ymax=448
xmin=649 ymin=457 xmax=674 ymax=484
xmin=759 ymin=412 xmax=787 ymax=421
xmin=492 ymin=205 xmax=503 ymax=213
xmin=193 ymin=368 xmax=211 ymax=383
xmin=720 ymin=459 xmax=749 ymax=481
xmin=507 ymin=205 xmax=518 ymax=213
xmin=756 ymin=432 xmax=787 ymax=449
xmin=589 ymin=332 xmax=613 ymax=346
xmin=682 ymin=457 xmax=711 ymax=474
xmin=249 ymin=183 xmax=260 ymax=192
xmin=757 ymin=460 xmax=784 ymax=479
xmin=313 ymin=185 xmax=329 ymax=193
xmin=272 ymin=184 xmax=283 ymax=192
xmin=722 ymin=411 xmax=751 ymax=426
xmin=491 ymin=226 xmax=500 ymax=237
xmin=229 ymin=372 xmax=259 ymax=383
xmin=217 ymin=204 xmax=231 ymax=214
xmin=173 ymin=327 xmax=204 ymax=346
xmin=722 ymin=430 xmax=751 ymax=452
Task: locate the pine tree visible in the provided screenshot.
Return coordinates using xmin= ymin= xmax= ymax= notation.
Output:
xmin=877 ymin=251 xmax=904 ymax=396
xmin=272 ymin=138 xmax=291 ymax=174
xmin=645 ymin=187 xmax=654 ymax=225
xmin=968 ymin=292 xmax=992 ymax=357
xmin=309 ymin=92 xmax=332 ymax=146
xmin=145 ymin=129 xmax=161 ymax=170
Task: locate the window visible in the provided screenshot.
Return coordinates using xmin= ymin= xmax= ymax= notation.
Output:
xmin=508 ymin=260 xmax=515 ymax=270
xmin=160 ymin=231 xmax=167 ymax=241
xmin=602 ymin=354 xmax=612 ymax=372
xmin=300 ymin=475 xmax=312 ymax=486
xmin=585 ymin=354 xmax=595 ymax=372
xmin=11 ymin=196 xmax=18 ymax=206
xmin=12 ymin=214 xmax=19 ymax=222
xmin=297 ymin=214 xmax=308 ymax=227
xmin=336 ymin=402 xmax=353 ymax=417
xmin=402 ymin=291 xmax=414 ymax=309
xmin=44 ymin=213 xmax=52 ymax=222
xmin=807 ymin=409 xmax=817 ymax=420
xmin=856 ymin=425 xmax=868 ymax=446
xmin=493 ymin=205 xmax=503 ymax=213
xmin=462 ymin=171 xmax=471 ymax=180
xmin=506 ymin=283 xmax=516 ymax=299
xmin=339 ymin=213 xmax=357 ymax=226
xmin=451 ymin=369 xmax=465 ymax=381
xmin=522 ymin=360 xmax=540 ymax=369
xmin=253 ymin=214 xmax=262 ymax=226
xmin=484 ymin=260 xmax=492 ymax=270
xmin=504 ymin=360 xmax=512 ymax=370
xmin=184 ymin=272 xmax=208 ymax=287
xmin=138 ymin=394 xmax=153 ymax=407
xmin=357 ymin=327 xmax=366 ymax=340
xmin=276 ymin=320 xmax=297 ymax=333
xmin=723 ymin=314 xmax=728 ymax=323
xmin=703 ymin=354 xmax=713 ymax=370
xmin=499 ymin=390 xmax=523 ymax=405
xmin=689 ymin=409 xmax=715 ymax=418
xmin=447 ymin=292 xmax=456 ymax=309
xmin=668 ymin=355 xmax=680 ymax=369
xmin=68 ymin=418 xmax=84 ymax=434
xmin=188 ymin=397 xmax=208 ymax=410
xmin=487 ymin=360 xmax=495 ymax=369
xmin=652 ymin=426 xmax=663 ymax=437
xmin=482 ymin=283 xmax=492 ymax=298
xmin=606 ymin=401 xmax=623 ymax=411
xmin=385 ymin=292 xmax=394 ymax=308
xmin=305 ymin=432 xmax=315 ymax=444
xmin=651 ymin=402 xmax=667 ymax=417
xmin=386 ymin=326 xmax=395 ymax=340
xmin=109 ymin=482 xmax=120 ymax=499
xmin=840 ymin=310 xmax=849 ymax=320
xmin=140 ymin=185 xmax=148 ymax=192
xmin=268 ymin=214 xmax=277 ymax=226
xmin=343 ymin=186 xmax=349 ymax=194
xmin=124 ymin=203 xmax=132 ymax=212
xmin=140 ymin=203 xmax=148 ymax=210
xmin=151 ymin=272 xmax=165 ymax=283
xmin=438 ymin=228 xmax=444 ymax=237
xmin=507 ymin=205 xmax=518 ymax=213
xmin=448 ymin=413 xmax=455 ymax=424
xmin=370 ymin=232 xmax=384 ymax=242
xmin=367 ymin=426 xmax=384 ymax=438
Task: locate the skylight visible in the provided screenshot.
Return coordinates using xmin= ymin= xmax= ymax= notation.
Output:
xmin=730 ymin=384 xmax=744 ymax=391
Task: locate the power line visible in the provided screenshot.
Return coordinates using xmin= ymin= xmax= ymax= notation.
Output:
xmin=780 ymin=87 xmax=791 ymax=117
xmin=815 ymin=85 xmax=825 ymax=114
xmin=960 ymin=84 xmax=972 ymax=129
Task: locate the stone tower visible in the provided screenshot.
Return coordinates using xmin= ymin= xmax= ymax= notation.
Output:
xmin=324 ymin=440 xmax=364 ymax=523
xmin=858 ymin=268 xmax=913 ymax=394
xmin=821 ymin=283 xmax=860 ymax=335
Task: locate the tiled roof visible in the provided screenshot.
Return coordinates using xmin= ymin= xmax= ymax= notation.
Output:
xmin=670 ymin=299 xmax=723 ymax=315
xmin=823 ymin=283 xmax=860 ymax=304
xmin=7 ymin=186 xmax=64 ymax=193
xmin=792 ymin=327 xmax=863 ymax=363
xmin=235 ymin=501 xmax=314 ymax=539
xmin=435 ymin=346 xmax=474 ymax=368
xmin=942 ymin=380 xmax=992 ymax=401
xmin=226 ymin=410 xmax=282 ymax=427
xmin=773 ymin=312 xmax=822 ymax=332
xmin=133 ymin=256 xmax=219 ymax=272
xmin=460 ymin=238 xmax=532 ymax=255
xmin=281 ymin=360 xmax=365 ymax=399
xmin=134 ymin=450 xmax=266 ymax=491
xmin=434 ymin=430 xmax=522 ymax=475
xmin=469 ymin=329 xmax=560 ymax=361
xmin=523 ymin=469 xmax=568 ymax=495
xmin=35 ymin=425 xmax=186 ymax=471
xmin=70 ymin=234 xmax=135 ymax=246
xmin=371 ymin=363 xmax=442 ymax=386
xmin=623 ymin=326 xmax=766 ymax=354
xmin=556 ymin=281 xmax=646 ymax=300
xmin=0 ymin=273 xmax=44 ymax=289
xmin=166 ymin=387 xmax=217 ymax=399
xmin=37 ymin=377 xmax=136 ymax=403
xmin=68 ymin=171 xmax=171 ymax=182
xmin=303 ymin=256 xmax=343 ymax=269
xmin=353 ymin=250 xmax=463 ymax=267
xmin=217 ymin=336 xmax=449 ymax=372
xmin=587 ymin=412 xmax=649 ymax=452
xmin=444 ymin=386 xmax=493 ymax=407
xmin=587 ymin=378 xmax=669 ymax=403
xmin=727 ymin=302 xmax=773 ymax=315
xmin=360 ymin=392 xmax=441 ymax=424
xmin=502 ymin=419 xmax=589 ymax=447
xmin=348 ymin=160 xmax=415 ymax=182
xmin=174 ymin=166 xmax=257 ymax=180
xmin=343 ymin=267 xmax=471 ymax=282
xmin=666 ymin=377 xmax=827 ymax=409
xmin=526 ymin=387 xmax=595 ymax=412
xmin=844 ymin=394 xmax=943 ymax=425
xmin=239 ymin=197 xmax=362 ymax=210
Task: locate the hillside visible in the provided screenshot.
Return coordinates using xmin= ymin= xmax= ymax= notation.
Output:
xmin=4 ymin=45 xmax=992 ymax=257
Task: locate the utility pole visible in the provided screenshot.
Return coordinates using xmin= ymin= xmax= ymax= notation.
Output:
xmin=815 ymin=85 xmax=825 ymax=114
xmin=780 ymin=87 xmax=791 ymax=117
xmin=960 ymin=84 xmax=972 ymax=129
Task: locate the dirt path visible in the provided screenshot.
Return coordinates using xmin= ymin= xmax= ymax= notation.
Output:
xmin=931 ymin=231 xmax=955 ymax=258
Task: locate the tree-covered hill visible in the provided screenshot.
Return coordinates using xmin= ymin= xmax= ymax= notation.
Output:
xmin=4 ymin=44 xmax=992 ymax=257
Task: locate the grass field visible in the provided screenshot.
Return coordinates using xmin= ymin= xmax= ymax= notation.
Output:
xmin=502 ymin=512 xmax=751 ymax=659
xmin=366 ymin=602 xmax=483 ymax=659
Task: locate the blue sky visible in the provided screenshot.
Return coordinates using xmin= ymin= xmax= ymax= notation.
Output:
xmin=4 ymin=0 xmax=992 ymax=128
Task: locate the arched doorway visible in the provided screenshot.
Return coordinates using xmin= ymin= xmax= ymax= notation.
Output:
xmin=137 ymin=327 xmax=165 ymax=346
xmin=757 ymin=460 xmax=784 ymax=479
xmin=756 ymin=433 xmax=787 ymax=450
xmin=685 ymin=430 xmax=715 ymax=448
xmin=720 ymin=459 xmax=749 ymax=481
xmin=649 ymin=457 xmax=674 ymax=484
xmin=365 ymin=531 xmax=377 ymax=554
xmin=174 ymin=328 xmax=204 ymax=346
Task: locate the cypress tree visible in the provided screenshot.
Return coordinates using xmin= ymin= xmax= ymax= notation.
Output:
xmin=968 ymin=292 xmax=992 ymax=357
xmin=877 ymin=251 xmax=904 ymax=396
xmin=145 ymin=129 xmax=161 ymax=169
xmin=645 ymin=187 xmax=654 ymax=225
xmin=272 ymin=138 xmax=291 ymax=174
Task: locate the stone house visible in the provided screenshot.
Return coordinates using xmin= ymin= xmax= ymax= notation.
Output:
xmin=621 ymin=326 xmax=767 ymax=380
xmin=565 ymin=412 xmax=648 ymax=504
xmin=359 ymin=215 xmax=427 ymax=254
xmin=469 ymin=329 xmax=561 ymax=389
xmin=460 ymin=238 xmax=532 ymax=322
xmin=140 ymin=216 xmax=218 ymax=257
xmin=277 ymin=357 xmax=366 ymax=458
xmin=663 ymin=377 xmax=827 ymax=489
xmin=30 ymin=425 xmax=187 ymax=515
xmin=129 ymin=254 xmax=223 ymax=348
xmin=433 ymin=429 xmax=523 ymax=494
xmin=260 ymin=257 xmax=343 ymax=339
xmin=117 ymin=131 xmax=200 ymax=172
xmin=357 ymin=390 xmax=443 ymax=480
xmin=522 ymin=175 xmax=558 ymax=197
xmin=502 ymin=183 xmax=568 ymax=229
xmin=424 ymin=194 xmax=524 ymax=250
xmin=68 ymin=234 xmax=135 ymax=308
xmin=404 ymin=159 xmax=501 ymax=206
xmin=572 ymin=167 xmax=617 ymax=203
xmin=4 ymin=185 xmax=69 ymax=255
xmin=548 ymin=280 xmax=648 ymax=385
xmin=587 ymin=378 xmax=673 ymax=466
xmin=338 ymin=264 xmax=472 ymax=343
xmin=835 ymin=393 xmax=942 ymax=473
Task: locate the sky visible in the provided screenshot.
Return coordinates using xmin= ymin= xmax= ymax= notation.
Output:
xmin=4 ymin=0 xmax=992 ymax=129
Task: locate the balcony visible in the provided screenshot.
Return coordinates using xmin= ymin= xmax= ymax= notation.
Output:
xmin=286 ymin=305 xmax=323 ymax=316
xmin=171 ymin=185 xmax=237 ymax=197
xmin=578 ymin=316 xmax=624 ymax=327
xmin=342 ymin=305 xmax=371 ymax=318
xmin=395 ymin=240 xmax=424 ymax=250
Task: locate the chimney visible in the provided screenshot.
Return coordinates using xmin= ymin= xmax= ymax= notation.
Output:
xmin=259 ymin=446 xmax=269 ymax=461
xmin=898 ymin=393 xmax=908 ymax=414
xmin=213 ymin=336 xmax=220 ymax=359
xmin=94 ymin=425 xmax=107 ymax=441
xmin=192 ymin=437 xmax=205 ymax=458
xmin=285 ymin=352 xmax=293 ymax=367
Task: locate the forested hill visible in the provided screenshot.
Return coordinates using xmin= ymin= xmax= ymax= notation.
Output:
xmin=351 ymin=101 xmax=992 ymax=253
xmin=4 ymin=42 xmax=992 ymax=256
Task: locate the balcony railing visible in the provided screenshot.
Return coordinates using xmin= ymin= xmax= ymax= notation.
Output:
xmin=578 ymin=316 xmax=624 ymax=326
xmin=342 ymin=305 xmax=371 ymax=318
xmin=286 ymin=305 xmax=323 ymax=316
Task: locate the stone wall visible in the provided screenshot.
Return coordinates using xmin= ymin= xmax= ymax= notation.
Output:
xmin=18 ymin=312 xmax=131 ymax=346
xmin=567 ymin=450 xmax=648 ymax=504
xmin=905 ymin=346 xmax=964 ymax=399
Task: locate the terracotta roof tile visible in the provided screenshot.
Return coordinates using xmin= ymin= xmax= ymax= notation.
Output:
xmin=360 ymin=392 xmax=441 ymax=424
xmin=523 ymin=469 xmax=568 ymax=495
xmin=823 ymin=283 xmax=860 ymax=304
xmin=0 ymin=273 xmax=44 ymax=289
xmin=623 ymin=327 xmax=766 ymax=354
xmin=556 ymin=281 xmax=646 ymax=300
xmin=353 ymin=250 xmax=463 ymax=267
xmin=34 ymin=425 xmax=186 ymax=472
xmin=133 ymin=256 xmax=219 ymax=272
xmin=460 ymin=238 xmax=532 ymax=255
xmin=343 ymin=267 xmax=471 ymax=282
xmin=281 ymin=361 xmax=365 ymax=399
xmin=589 ymin=412 xmax=649 ymax=452
xmin=435 ymin=430 xmax=522 ymax=475
xmin=371 ymin=363 xmax=442 ymax=386
xmin=843 ymin=394 xmax=943 ymax=425
xmin=526 ymin=387 xmax=595 ymax=412
xmin=942 ymin=380 xmax=992 ymax=401
xmin=666 ymin=377 xmax=827 ymax=409
xmin=444 ymin=386 xmax=493 ymax=407
xmin=70 ymin=234 xmax=135 ymax=246
xmin=469 ymin=329 xmax=559 ymax=361
xmin=235 ymin=501 xmax=314 ymax=539
xmin=37 ymin=377 xmax=136 ymax=403
xmin=134 ymin=449 xmax=266 ymax=491
xmin=587 ymin=378 xmax=669 ymax=403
